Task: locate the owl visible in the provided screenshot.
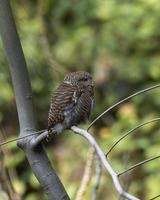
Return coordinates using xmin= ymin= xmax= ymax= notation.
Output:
xmin=48 ymin=71 xmax=94 ymax=135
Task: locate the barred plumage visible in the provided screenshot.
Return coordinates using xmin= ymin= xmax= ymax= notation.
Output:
xmin=48 ymin=71 xmax=94 ymax=134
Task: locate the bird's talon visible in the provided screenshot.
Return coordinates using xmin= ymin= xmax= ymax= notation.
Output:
xmin=45 ymin=129 xmax=57 ymax=142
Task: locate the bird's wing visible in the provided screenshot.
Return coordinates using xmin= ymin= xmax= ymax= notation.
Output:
xmin=63 ymin=88 xmax=94 ymax=127
xmin=48 ymin=83 xmax=79 ymax=129
xmin=74 ymin=90 xmax=94 ymax=121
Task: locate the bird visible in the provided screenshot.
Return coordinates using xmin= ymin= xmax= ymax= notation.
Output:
xmin=47 ymin=71 xmax=94 ymax=137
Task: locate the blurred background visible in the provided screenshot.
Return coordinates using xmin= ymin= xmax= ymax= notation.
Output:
xmin=0 ymin=0 xmax=160 ymax=199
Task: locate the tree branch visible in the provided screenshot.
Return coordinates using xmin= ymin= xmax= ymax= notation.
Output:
xmin=106 ymin=118 xmax=160 ymax=156
xmin=75 ymin=146 xmax=95 ymax=200
xmin=149 ymin=194 xmax=160 ymax=200
xmin=91 ymin=155 xmax=102 ymax=200
xmin=0 ymin=0 xmax=69 ymax=199
xmin=71 ymin=126 xmax=140 ymax=200
xmin=118 ymin=155 xmax=160 ymax=177
xmin=87 ymin=84 xmax=160 ymax=131
xmin=0 ymin=130 xmax=45 ymax=146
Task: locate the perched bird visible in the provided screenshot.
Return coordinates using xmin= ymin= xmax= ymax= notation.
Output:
xmin=48 ymin=71 xmax=94 ymax=135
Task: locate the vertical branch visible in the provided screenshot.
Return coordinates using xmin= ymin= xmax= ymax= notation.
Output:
xmin=75 ymin=146 xmax=95 ymax=200
xmin=0 ymin=0 xmax=36 ymax=133
xmin=91 ymin=155 xmax=102 ymax=200
xmin=0 ymin=0 xmax=70 ymax=199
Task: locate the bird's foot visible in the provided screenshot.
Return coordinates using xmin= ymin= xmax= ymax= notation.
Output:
xmin=46 ymin=128 xmax=57 ymax=142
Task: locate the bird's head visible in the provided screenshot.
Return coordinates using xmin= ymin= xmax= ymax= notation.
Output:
xmin=63 ymin=71 xmax=94 ymax=88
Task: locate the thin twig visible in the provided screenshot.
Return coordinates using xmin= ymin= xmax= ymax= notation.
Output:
xmin=106 ymin=118 xmax=160 ymax=156
xmin=75 ymin=146 xmax=95 ymax=200
xmin=0 ymin=129 xmax=46 ymax=146
xmin=118 ymin=155 xmax=160 ymax=177
xmin=87 ymin=84 xmax=160 ymax=131
xmin=149 ymin=194 xmax=160 ymax=200
xmin=71 ymin=126 xmax=140 ymax=200
xmin=118 ymin=153 xmax=131 ymax=200
xmin=92 ymin=155 xmax=102 ymax=200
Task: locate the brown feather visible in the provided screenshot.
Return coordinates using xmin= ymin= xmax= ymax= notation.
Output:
xmin=48 ymin=71 xmax=94 ymax=132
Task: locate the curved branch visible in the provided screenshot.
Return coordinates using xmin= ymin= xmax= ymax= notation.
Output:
xmin=71 ymin=126 xmax=140 ymax=200
xmin=87 ymin=84 xmax=160 ymax=131
xmin=149 ymin=194 xmax=160 ymax=200
xmin=106 ymin=118 xmax=160 ymax=156
xmin=118 ymin=155 xmax=160 ymax=176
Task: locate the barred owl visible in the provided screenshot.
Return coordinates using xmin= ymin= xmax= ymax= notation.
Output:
xmin=48 ymin=71 xmax=94 ymax=134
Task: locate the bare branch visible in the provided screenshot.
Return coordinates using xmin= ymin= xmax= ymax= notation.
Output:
xmin=0 ymin=0 xmax=70 ymax=199
xmin=118 ymin=155 xmax=160 ymax=177
xmin=0 ymin=129 xmax=46 ymax=146
xmin=75 ymin=146 xmax=95 ymax=200
xmin=71 ymin=126 xmax=140 ymax=200
xmin=149 ymin=194 xmax=160 ymax=200
xmin=118 ymin=153 xmax=131 ymax=200
xmin=87 ymin=84 xmax=160 ymax=131
xmin=106 ymin=118 xmax=160 ymax=156
xmin=91 ymin=155 xmax=102 ymax=200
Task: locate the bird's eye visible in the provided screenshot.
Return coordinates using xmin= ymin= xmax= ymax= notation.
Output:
xmin=83 ymin=78 xmax=88 ymax=81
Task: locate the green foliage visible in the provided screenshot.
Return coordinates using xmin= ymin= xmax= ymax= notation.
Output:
xmin=0 ymin=0 xmax=160 ymax=199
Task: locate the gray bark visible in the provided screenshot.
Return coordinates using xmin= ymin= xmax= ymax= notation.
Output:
xmin=0 ymin=0 xmax=70 ymax=199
